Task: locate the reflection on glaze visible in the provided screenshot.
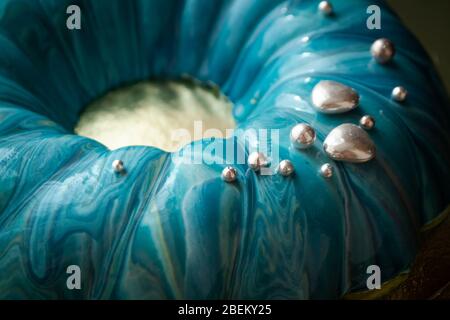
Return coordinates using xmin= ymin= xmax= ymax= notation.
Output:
xmin=0 ymin=0 xmax=449 ymax=299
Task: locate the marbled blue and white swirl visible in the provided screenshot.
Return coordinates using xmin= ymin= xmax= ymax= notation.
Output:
xmin=0 ymin=0 xmax=449 ymax=299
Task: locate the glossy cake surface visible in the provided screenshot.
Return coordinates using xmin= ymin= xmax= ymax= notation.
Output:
xmin=0 ymin=0 xmax=449 ymax=299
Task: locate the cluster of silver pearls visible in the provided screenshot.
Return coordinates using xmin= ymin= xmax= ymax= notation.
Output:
xmin=371 ymin=38 xmax=395 ymax=64
xmin=392 ymin=86 xmax=408 ymax=102
xmin=278 ymin=160 xmax=295 ymax=177
xmin=222 ymin=166 xmax=237 ymax=183
xmin=359 ymin=115 xmax=375 ymax=130
xmin=318 ymin=1 xmax=333 ymax=16
xmin=112 ymin=159 xmax=124 ymax=173
xmin=290 ymin=123 xmax=316 ymax=149
xmin=223 ymin=26 xmax=402 ymax=182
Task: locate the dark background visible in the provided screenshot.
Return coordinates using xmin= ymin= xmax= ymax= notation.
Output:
xmin=387 ymin=0 xmax=450 ymax=93
xmin=376 ymin=1 xmax=450 ymax=299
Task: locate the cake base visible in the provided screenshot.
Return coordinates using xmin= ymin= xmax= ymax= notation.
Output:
xmin=345 ymin=205 xmax=450 ymax=299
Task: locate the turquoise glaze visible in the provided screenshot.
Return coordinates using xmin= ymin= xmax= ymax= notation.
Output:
xmin=0 ymin=0 xmax=449 ymax=299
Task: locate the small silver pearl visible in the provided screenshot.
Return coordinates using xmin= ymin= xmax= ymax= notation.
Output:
xmin=290 ymin=123 xmax=316 ymax=149
xmin=248 ymin=152 xmax=268 ymax=172
xmin=278 ymin=160 xmax=295 ymax=177
xmin=318 ymin=1 xmax=333 ymax=15
xmin=391 ymin=86 xmax=408 ymax=102
xmin=371 ymin=38 xmax=395 ymax=64
xmin=112 ymin=159 xmax=124 ymax=173
xmin=222 ymin=166 xmax=237 ymax=183
xmin=359 ymin=115 xmax=375 ymax=130
xmin=320 ymin=163 xmax=333 ymax=178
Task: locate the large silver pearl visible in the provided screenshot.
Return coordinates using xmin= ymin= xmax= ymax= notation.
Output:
xmin=290 ymin=123 xmax=316 ymax=149
xmin=248 ymin=152 xmax=268 ymax=172
xmin=359 ymin=115 xmax=375 ymax=130
xmin=320 ymin=163 xmax=333 ymax=178
xmin=371 ymin=38 xmax=395 ymax=64
xmin=391 ymin=86 xmax=408 ymax=102
xmin=112 ymin=159 xmax=124 ymax=173
xmin=323 ymin=124 xmax=376 ymax=163
xmin=318 ymin=1 xmax=333 ymax=15
xmin=222 ymin=166 xmax=237 ymax=183
xmin=311 ymin=80 xmax=360 ymax=114
xmin=278 ymin=160 xmax=295 ymax=177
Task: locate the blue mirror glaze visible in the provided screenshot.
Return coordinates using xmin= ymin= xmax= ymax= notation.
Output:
xmin=0 ymin=0 xmax=449 ymax=299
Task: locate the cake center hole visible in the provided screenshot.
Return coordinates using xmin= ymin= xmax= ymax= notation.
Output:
xmin=74 ymin=79 xmax=236 ymax=152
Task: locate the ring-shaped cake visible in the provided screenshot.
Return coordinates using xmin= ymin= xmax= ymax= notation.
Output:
xmin=0 ymin=0 xmax=449 ymax=299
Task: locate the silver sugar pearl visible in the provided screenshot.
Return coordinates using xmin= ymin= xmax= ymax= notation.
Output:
xmin=248 ymin=152 xmax=268 ymax=172
xmin=371 ymin=38 xmax=395 ymax=64
xmin=290 ymin=123 xmax=316 ymax=149
xmin=320 ymin=163 xmax=333 ymax=178
xmin=323 ymin=123 xmax=376 ymax=163
xmin=312 ymin=80 xmax=360 ymax=114
xmin=112 ymin=159 xmax=124 ymax=173
xmin=392 ymin=86 xmax=408 ymax=102
xmin=222 ymin=166 xmax=237 ymax=183
xmin=318 ymin=1 xmax=333 ymax=15
xmin=359 ymin=115 xmax=375 ymax=130
xmin=278 ymin=160 xmax=295 ymax=177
